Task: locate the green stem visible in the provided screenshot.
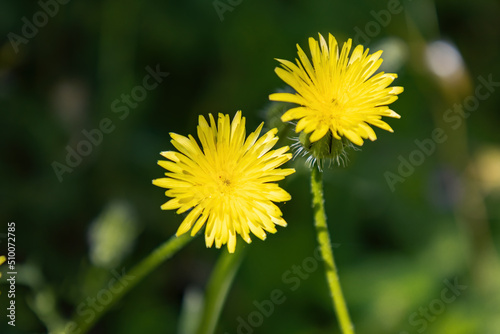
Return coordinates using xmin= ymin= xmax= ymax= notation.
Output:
xmin=196 ymin=243 xmax=246 ymax=334
xmin=311 ymin=167 xmax=354 ymax=334
xmin=70 ymin=233 xmax=193 ymax=334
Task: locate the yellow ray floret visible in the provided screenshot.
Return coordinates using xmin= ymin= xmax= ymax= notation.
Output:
xmin=153 ymin=111 xmax=295 ymax=253
xmin=270 ymin=33 xmax=403 ymax=146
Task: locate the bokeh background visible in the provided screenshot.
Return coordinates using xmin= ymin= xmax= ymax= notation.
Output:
xmin=1 ymin=0 xmax=500 ymax=333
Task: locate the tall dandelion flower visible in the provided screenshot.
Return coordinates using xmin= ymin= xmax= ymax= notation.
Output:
xmin=153 ymin=111 xmax=295 ymax=253
xmin=270 ymin=33 xmax=403 ymax=147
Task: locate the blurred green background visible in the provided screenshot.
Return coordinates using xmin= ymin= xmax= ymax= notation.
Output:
xmin=1 ymin=0 xmax=500 ymax=333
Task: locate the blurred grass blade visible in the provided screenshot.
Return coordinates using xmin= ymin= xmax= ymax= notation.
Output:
xmin=69 ymin=233 xmax=193 ymax=334
xmin=178 ymin=287 xmax=204 ymax=334
xmin=196 ymin=242 xmax=247 ymax=334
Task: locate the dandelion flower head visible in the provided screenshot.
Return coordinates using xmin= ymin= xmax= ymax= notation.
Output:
xmin=153 ymin=111 xmax=295 ymax=253
xmin=270 ymin=33 xmax=403 ymax=146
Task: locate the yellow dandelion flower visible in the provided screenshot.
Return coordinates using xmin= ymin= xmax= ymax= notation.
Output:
xmin=270 ymin=33 xmax=403 ymax=146
xmin=153 ymin=111 xmax=295 ymax=253
xmin=0 ymin=255 xmax=5 ymax=295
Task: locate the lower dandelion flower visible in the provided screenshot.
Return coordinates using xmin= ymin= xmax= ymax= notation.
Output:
xmin=270 ymin=33 xmax=403 ymax=147
xmin=153 ymin=111 xmax=295 ymax=253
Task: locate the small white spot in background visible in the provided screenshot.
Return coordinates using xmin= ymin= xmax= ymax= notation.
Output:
xmin=374 ymin=37 xmax=409 ymax=73
xmin=425 ymin=40 xmax=464 ymax=79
